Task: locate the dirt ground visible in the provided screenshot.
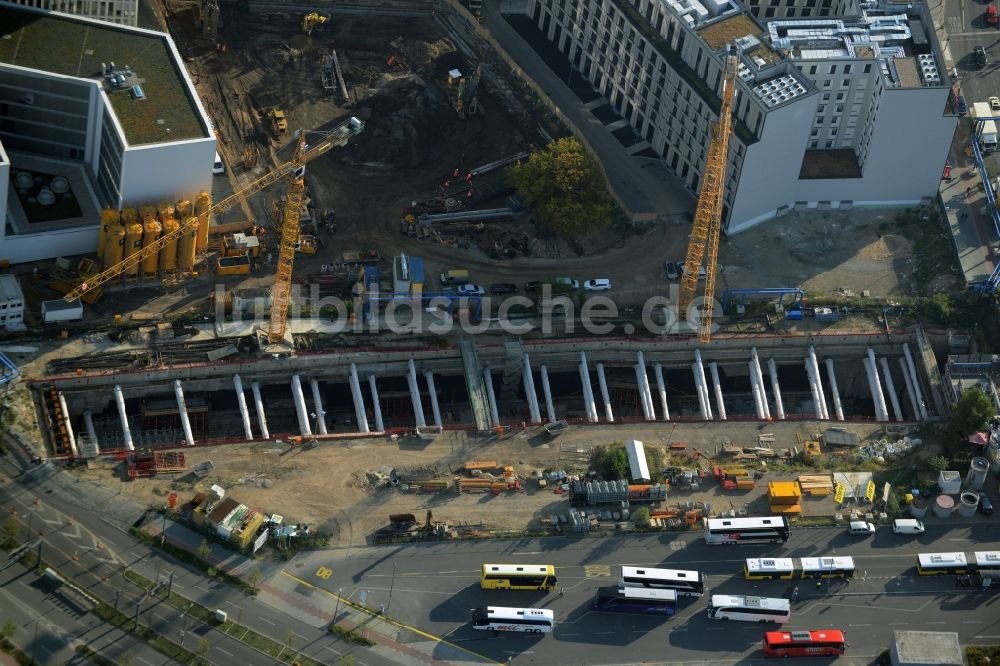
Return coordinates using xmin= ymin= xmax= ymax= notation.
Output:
xmin=69 ymin=420 xmax=888 ymax=546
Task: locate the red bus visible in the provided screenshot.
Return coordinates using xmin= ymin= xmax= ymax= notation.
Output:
xmin=763 ymin=630 xmax=847 ymax=658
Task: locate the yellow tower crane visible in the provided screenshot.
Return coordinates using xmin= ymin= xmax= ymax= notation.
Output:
xmin=66 ymin=116 xmax=365 ymax=344
xmin=678 ymin=45 xmax=741 ymax=344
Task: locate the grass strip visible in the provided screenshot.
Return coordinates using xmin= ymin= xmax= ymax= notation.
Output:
xmin=128 ymin=526 xmax=257 ymax=595
xmin=92 ymin=602 xmax=203 ymax=665
xmin=329 ymin=625 xmax=376 ymax=646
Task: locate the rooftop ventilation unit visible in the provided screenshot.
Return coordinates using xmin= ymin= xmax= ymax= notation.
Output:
xmin=131 ymin=85 xmax=145 ymax=100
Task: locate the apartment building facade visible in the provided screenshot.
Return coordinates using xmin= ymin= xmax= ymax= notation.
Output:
xmin=522 ymin=0 xmax=955 ymax=233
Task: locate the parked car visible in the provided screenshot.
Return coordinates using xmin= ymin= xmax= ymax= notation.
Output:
xmin=583 ymin=278 xmax=611 ymax=291
xmin=456 ymin=284 xmax=486 ymax=295
xmin=976 ymin=45 xmax=989 ymax=68
xmin=489 ymin=282 xmax=518 ymax=295
xmin=664 ymin=260 xmax=680 ymax=280
xmin=980 ymin=494 xmax=994 ymax=516
xmin=990 ymin=96 xmax=1000 ymax=113
xmin=678 ymin=262 xmax=707 ymax=280
xmin=848 ymin=520 xmax=876 ymax=536
xmin=554 ymin=277 xmax=580 ymax=290
xmin=523 ymin=281 xmax=541 ymax=294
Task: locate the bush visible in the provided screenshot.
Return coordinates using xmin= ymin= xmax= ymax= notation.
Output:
xmin=592 ymin=442 xmax=630 ymax=480
xmin=632 ymin=507 xmax=651 ymax=528
xmin=967 ymin=646 xmax=1000 ymax=666
xmin=927 ymin=455 xmax=949 ymax=474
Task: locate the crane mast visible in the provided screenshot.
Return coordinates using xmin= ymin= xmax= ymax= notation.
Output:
xmin=678 ymin=46 xmax=740 ymax=343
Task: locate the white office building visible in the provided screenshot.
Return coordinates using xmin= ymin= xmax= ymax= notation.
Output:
xmin=0 ymin=274 xmax=25 ymax=328
xmin=0 ymin=2 xmax=215 ymax=264
xmin=521 ymin=0 xmax=955 ymax=232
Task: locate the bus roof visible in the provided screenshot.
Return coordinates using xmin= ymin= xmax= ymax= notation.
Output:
xmin=745 ymin=558 xmax=795 ymax=572
xmin=765 ymin=629 xmax=846 ymax=643
xmin=480 ymin=606 xmax=554 ymax=621
xmin=711 ymin=595 xmax=790 ymax=611
xmin=482 ymin=564 xmax=554 ymax=575
xmin=918 ymin=552 xmax=967 ymax=566
xmin=974 ymin=551 xmax=1000 ymax=567
xmin=621 ymin=565 xmax=701 ymax=579
xmin=619 ymin=587 xmax=678 ymax=600
xmin=705 ymin=516 xmax=788 ymax=529
xmin=799 ymin=556 xmax=855 ymax=571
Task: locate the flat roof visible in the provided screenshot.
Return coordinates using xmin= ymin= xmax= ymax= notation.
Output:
xmin=698 ymin=14 xmax=762 ymax=51
xmin=892 ymin=630 xmax=963 ymax=665
xmin=0 ymin=275 xmax=22 ymax=302
xmin=0 ymin=4 xmax=206 ymax=146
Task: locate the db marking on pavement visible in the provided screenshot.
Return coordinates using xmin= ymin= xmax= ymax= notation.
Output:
xmin=585 ymin=565 xmax=611 ymax=578
xmin=316 ymin=566 xmax=333 ymax=580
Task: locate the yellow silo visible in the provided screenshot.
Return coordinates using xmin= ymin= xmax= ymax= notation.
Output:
xmin=98 ymin=208 xmax=119 ymax=263
xmin=142 ymin=219 xmax=162 ymax=275
xmin=178 ymin=218 xmax=197 ymax=272
xmin=194 ymin=191 xmax=211 ymax=214
xmin=121 ymin=207 xmax=139 ymax=227
xmin=157 ymin=203 xmax=175 ymax=223
xmin=194 ymin=192 xmax=212 ymax=254
xmin=139 ymin=205 xmax=157 ymax=223
xmin=104 ymin=224 xmax=126 ymax=268
xmin=160 ymin=218 xmax=180 ymax=271
xmin=123 ymin=223 xmax=144 ymax=277
xmin=176 ymin=199 xmax=193 ymax=218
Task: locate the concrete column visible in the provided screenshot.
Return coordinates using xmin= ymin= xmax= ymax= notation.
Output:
xmin=824 ymin=358 xmax=845 ymax=421
xmin=902 ymin=344 xmax=929 ymax=421
xmin=579 ymin=352 xmax=598 ymax=423
xmin=879 ymin=357 xmax=904 ymax=422
xmin=309 ymin=379 xmax=328 ymax=435
xmin=634 ymin=364 xmax=654 ymax=421
xmin=596 ymin=363 xmax=615 ymax=423
xmin=174 ymin=380 xmax=195 ymax=447
xmin=483 ymin=367 xmax=500 ymax=426
xmin=861 ymin=356 xmax=884 ymax=422
xmin=83 ymin=410 xmax=98 ymax=445
xmin=751 ymin=361 xmax=767 ymax=420
xmin=808 ymin=347 xmax=829 ymax=420
xmin=693 ymin=350 xmax=713 ymax=420
xmin=708 ymin=362 xmax=727 ymax=420
xmin=291 ymin=374 xmax=314 ymax=436
xmin=898 ymin=357 xmax=920 ymax=422
xmin=113 ymin=385 xmax=134 ymax=452
xmin=233 ymin=374 xmax=254 ymax=440
xmin=368 ymin=375 xmax=385 ymax=432
xmin=636 ymin=352 xmax=656 ymax=420
xmin=804 ymin=360 xmax=824 ymax=420
xmin=539 ymin=365 xmax=557 ymax=424
xmin=351 ymin=365 xmax=371 ymax=433
xmin=522 ymin=354 xmax=541 ymax=424
xmin=654 ymin=364 xmax=670 ymax=421
xmin=407 ymin=359 xmax=426 ymax=428
xmin=251 ymin=382 xmax=270 ymax=440
xmin=767 ymin=359 xmax=786 ymax=420
xmin=751 ymin=348 xmax=771 ymax=420
xmin=424 ymin=371 xmax=443 ymax=428
xmin=866 ymin=349 xmax=890 ymax=423
xmin=57 ymin=392 xmax=78 ymax=457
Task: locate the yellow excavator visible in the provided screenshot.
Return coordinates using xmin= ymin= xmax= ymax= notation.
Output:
xmin=302 ymin=12 xmax=328 ymax=35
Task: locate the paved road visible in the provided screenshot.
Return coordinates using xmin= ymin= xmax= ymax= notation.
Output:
xmin=283 ymin=524 xmax=1000 ymax=665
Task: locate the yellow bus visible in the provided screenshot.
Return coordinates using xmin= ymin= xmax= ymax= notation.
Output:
xmin=480 ymin=564 xmax=558 ymax=590
xmin=744 ymin=558 xmax=795 ymax=581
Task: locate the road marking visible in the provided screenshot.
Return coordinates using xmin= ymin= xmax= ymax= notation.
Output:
xmin=964 ymin=620 xmax=984 ymax=624
xmin=849 ymin=623 xmax=872 ymax=627
xmin=976 ymin=635 xmax=1000 ymax=639
xmin=216 ymin=647 xmax=234 ymax=657
xmin=257 ymin=616 xmax=276 ymax=627
xmin=512 ymin=552 xmax=542 ymax=555
xmin=137 ymin=657 xmax=155 ymax=666
xmin=316 ymin=566 xmax=333 ymax=580
xmin=281 ymin=570 xmax=502 ymax=665
xmin=926 ymin=621 xmax=946 ymax=625
xmin=584 ymin=565 xmax=611 ymax=578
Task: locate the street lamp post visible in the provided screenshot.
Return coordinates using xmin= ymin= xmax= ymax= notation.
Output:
xmin=387 ymin=561 xmax=396 ymax=611
xmin=333 ymin=587 xmax=343 ymax=624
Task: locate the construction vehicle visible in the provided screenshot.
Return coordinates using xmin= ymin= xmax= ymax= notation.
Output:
xmin=65 ymin=117 xmax=365 ymax=345
xmin=302 ymin=11 xmax=328 ymax=35
xmin=49 ymin=257 xmax=103 ymax=304
xmin=713 ymin=465 xmax=755 ymax=491
xmin=222 ymin=232 xmax=260 ymax=258
xmin=988 ymin=4 xmax=998 ymax=25
xmin=678 ymin=45 xmax=740 ymax=342
xmin=216 ymin=255 xmax=251 ymax=276
xmin=454 ymin=66 xmax=481 ymax=118
xmin=296 ymin=235 xmax=318 ymax=254
xmin=269 ymin=108 xmax=288 ymax=135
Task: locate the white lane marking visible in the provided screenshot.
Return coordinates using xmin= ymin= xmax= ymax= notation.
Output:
xmin=512 ymin=552 xmax=542 ymax=555
xmin=216 ymin=647 xmax=234 ymax=657
xmin=257 ymin=616 xmax=276 ymax=627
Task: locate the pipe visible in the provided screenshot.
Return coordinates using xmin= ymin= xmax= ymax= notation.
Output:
xmin=634 ymin=364 xmax=654 ymax=421
xmin=767 ymin=359 xmax=786 ymax=420
xmin=522 ymin=354 xmax=541 ymax=424
xmin=879 ymin=357 xmax=904 ymax=422
xmin=407 ymin=359 xmax=426 ymax=428
xmin=368 ymin=375 xmax=385 ymax=432
xmin=824 ymin=359 xmax=845 ymax=421
xmin=898 ymin=357 xmax=920 ymax=422
xmin=579 ymin=352 xmax=598 ymax=423
xmin=751 ymin=348 xmax=772 ymax=421
xmin=113 ymin=385 xmax=134 ymax=452
xmin=636 ymin=352 xmax=656 ymax=420
xmin=233 ymin=374 xmax=254 ymax=440
xmin=351 ymin=365 xmax=371 ymax=433
xmin=174 ymin=380 xmax=195 ymax=447
xmin=482 ymin=367 xmax=500 ymax=427
xmin=654 ymin=364 xmax=670 ymax=421
xmin=83 ymin=410 xmax=98 ymax=448
xmin=804 ymin=359 xmax=824 ymax=420
xmin=861 ymin=356 xmax=885 ymax=422
xmin=290 ymin=374 xmax=313 ymax=436
xmin=57 ymin=392 xmax=78 ymax=457
xmin=691 ymin=363 xmax=711 ymax=421
xmin=424 ymin=371 xmax=443 ymax=428
xmin=903 ymin=344 xmax=929 ymax=421
xmin=708 ymin=362 xmax=727 ymax=420
xmin=867 ymin=349 xmax=890 ymax=423
xmin=309 ymin=379 xmax=328 ymax=435
xmin=539 ymin=365 xmax=557 ymax=424
xmin=251 ymin=382 xmax=270 ymax=440
xmin=808 ymin=347 xmax=829 ymax=420
xmin=596 ymin=363 xmax=615 ymax=422
xmin=693 ymin=350 xmax=713 ymax=420
xmin=750 ymin=362 xmax=766 ymax=420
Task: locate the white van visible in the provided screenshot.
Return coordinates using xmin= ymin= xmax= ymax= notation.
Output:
xmin=892 ymin=518 xmax=925 ymax=534
xmin=212 ymin=152 xmax=226 ymax=175
xmin=849 ymin=520 xmax=876 ymax=535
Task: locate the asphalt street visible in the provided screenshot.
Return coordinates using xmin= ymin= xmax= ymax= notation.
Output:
xmin=942 ymin=0 xmax=1000 ymax=104
xmin=287 ymin=522 xmax=1000 ymax=665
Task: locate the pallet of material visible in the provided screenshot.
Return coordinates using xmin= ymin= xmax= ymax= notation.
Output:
xmin=769 ymin=503 xmax=802 ymax=514
xmin=806 ymin=487 xmax=831 ymax=497
xmin=463 ymin=460 xmax=498 ymax=472
xmin=400 ymin=479 xmax=450 ymax=493
xmin=767 ymin=481 xmax=802 ymax=505
xmin=736 ymin=478 xmax=756 ymax=489
xmin=797 ymin=474 xmax=834 ymax=492
xmin=455 ymin=478 xmax=508 ymax=494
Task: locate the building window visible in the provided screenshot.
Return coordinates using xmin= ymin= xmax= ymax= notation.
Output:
xmin=842 ymin=78 xmax=850 ymax=88
xmin=823 ymin=79 xmax=831 ymax=88
xmin=825 ymin=140 xmax=834 ymax=148
xmin=817 ymin=106 xmax=826 ymax=113
xmin=864 ymin=64 xmax=872 ymax=73
xmin=844 ymin=64 xmax=852 ymax=74
xmin=829 ymin=65 xmax=836 ymax=74
xmin=764 ymin=6 xmax=775 ymax=15
xmin=836 ymin=92 xmax=845 ymax=101
xmin=809 ymin=65 xmax=817 ymax=74
xmin=819 ymin=8 xmax=829 ymax=14
xmin=802 ymin=8 xmax=811 ymax=15
xmin=811 ymin=128 xmax=819 ymax=136
xmin=822 ymin=93 xmax=830 ymax=101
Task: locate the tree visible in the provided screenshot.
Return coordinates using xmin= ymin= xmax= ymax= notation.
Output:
xmin=246 ymin=569 xmax=262 ymax=593
xmin=632 ymin=506 xmax=651 ymax=529
xmin=117 ymin=653 xmax=136 ymax=666
xmin=951 ymin=387 xmax=993 ymax=437
xmin=195 ymin=636 xmax=210 ymax=664
xmin=927 ymin=455 xmax=949 ymax=474
xmin=2 ymin=514 xmax=20 ymax=546
xmin=920 ymin=292 xmax=954 ymax=324
xmin=196 ymin=539 xmax=211 ymax=562
xmin=592 ymin=443 xmax=630 ymax=480
xmin=509 ymin=137 xmax=613 ymax=237
xmin=1 ymin=620 xmax=16 ymax=641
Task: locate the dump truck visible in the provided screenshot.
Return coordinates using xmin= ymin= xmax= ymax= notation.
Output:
xmin=269 ymin=108 xmax=288 ymax=135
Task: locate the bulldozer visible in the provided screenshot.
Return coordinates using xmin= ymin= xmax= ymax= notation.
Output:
xmin=302 ymin=11 xmax=328 ymax=34
xmin=268 ymin=108 xmax=288 ymax=135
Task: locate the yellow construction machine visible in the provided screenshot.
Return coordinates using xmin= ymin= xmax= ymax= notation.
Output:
xmin=268 ymin=108 xmax=288 ymax=135
xmin=302 ymin=12 xmax=328 ymax=35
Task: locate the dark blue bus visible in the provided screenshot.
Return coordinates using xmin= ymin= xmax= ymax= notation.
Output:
xmin=593 ymin=586 xmax=679 ymax=616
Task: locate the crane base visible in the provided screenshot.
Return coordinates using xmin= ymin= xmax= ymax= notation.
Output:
xmin=255 ymin=328 xmax=294 ymax=355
